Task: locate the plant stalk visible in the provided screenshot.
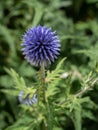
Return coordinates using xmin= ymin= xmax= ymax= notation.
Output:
xmin=40 ymin=62 xmax=46 ymax=103
xmin=40 ymin=62 xmax=47 ymax=130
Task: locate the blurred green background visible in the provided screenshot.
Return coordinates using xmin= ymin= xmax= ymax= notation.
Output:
xmin=0 ymin=0 xmax=98 ymax=130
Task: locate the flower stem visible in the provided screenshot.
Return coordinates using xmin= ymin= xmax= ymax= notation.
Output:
xmin=75 ymin=78 xmax=98 ymax=97
xmin=59 ymin=77 xmax=98 ymax=105
xmin=40 ymin=62 xmax=53 ymax=130
xmin=40 ymin=62 xmax=46 ymax=102
xmin=40 ymin=62 xmax=47 ymax=130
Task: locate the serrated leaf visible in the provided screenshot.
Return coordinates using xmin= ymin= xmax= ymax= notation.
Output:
xmin=5 ymin=116 xmax=35 ymax=130
xmin=55 ymin=57 xmax=66 ymax=70
xmin=46 ymin=58 xmax=66 ymax=84
xmin=4 ymin=68 xmax=27 ymax=90
xmin=82 ymin=110 xmax=97 ymax=121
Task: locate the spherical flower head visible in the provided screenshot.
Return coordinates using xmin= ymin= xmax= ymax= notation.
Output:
xmin=22 ymin=25 xmax=60 ymax=66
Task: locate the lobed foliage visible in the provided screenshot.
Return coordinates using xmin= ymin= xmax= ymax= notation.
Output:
xmin=0 ymin=0 xmax=98 ymax=130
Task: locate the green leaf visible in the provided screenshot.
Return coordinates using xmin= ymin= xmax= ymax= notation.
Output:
xmin=71 ymin=103 xmax=82 ymax=130
xmin=82 ymin=110 xmax=97 ymax=121
xmin=4 ymin=68 xmax=27 ymax=90
xmin=5 ymin=115 xmax=35 ymax=130
xmin=1 ymin=89 xmax=19 ymax=96
xmin=46 ymin=58 xmax=66 ymax=83
xmin=55 ymin=57 xmax=66 ymax=70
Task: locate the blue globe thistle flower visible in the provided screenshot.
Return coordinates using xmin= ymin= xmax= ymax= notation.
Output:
xmin=22 ymin=25 xmax=60 ymax=66
xmin=18 ymin=91 xmax=37 ymax=106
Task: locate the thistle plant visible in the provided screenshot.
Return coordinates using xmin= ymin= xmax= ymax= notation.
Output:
xmin=21 ymin=25 xmax=60 ymax=105
xmin=21 ymin=25 xmax=60 ymax=129
xmin=4 ymin=26 xmax=98 ymax=130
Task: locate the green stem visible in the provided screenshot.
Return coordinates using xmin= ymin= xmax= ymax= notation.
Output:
xmin=75 ymin=78 xmax=98 ymax=97
xmin=40 ymin=62 xmax=53 ymax=130
xmin=59 ymin=78 xmax=98 ymax=105
xmin=40 ymin=62 xmax=46 ymax=102
xmin=40 ymin=62 xmax=47 ymax=130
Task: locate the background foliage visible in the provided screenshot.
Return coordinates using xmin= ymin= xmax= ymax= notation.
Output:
xmin=0 ymin=0 xmax=98 ymax=130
